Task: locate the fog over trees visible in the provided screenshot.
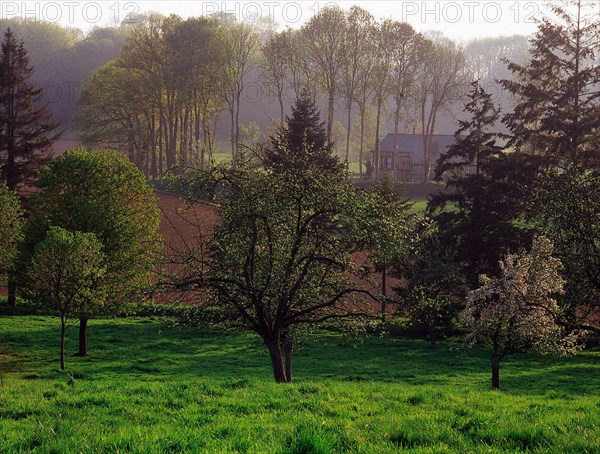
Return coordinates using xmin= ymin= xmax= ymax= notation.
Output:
xmin=1 ymin=10 xmax=531 ymax=177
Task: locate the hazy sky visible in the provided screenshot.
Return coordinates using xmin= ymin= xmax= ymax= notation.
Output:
xmin=1 ymin=1 xmax=566 ymax=41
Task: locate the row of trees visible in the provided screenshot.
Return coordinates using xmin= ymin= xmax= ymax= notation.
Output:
xmin=75 ymin=7 xmax=474 ymax=179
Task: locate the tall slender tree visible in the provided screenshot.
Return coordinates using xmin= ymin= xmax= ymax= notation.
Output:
xmin=500 ymin=0 xmax=600 ymax=168
xmin=300 ymin=6 xmax=347 ymax=146
xmin=414 ymin=36 xmax=469 ymax=180
xmin=0 ymin=28 xmax=60 ymax=307
xmin=341 ymin=7 xmax=375 ymax=171
xmin=0 ymin=28 xmax=60 ymax=190
xmin=222 ymin=21 xmax=259 ymax=165
xmin=430 ymin=82 xmax=531 ymax=286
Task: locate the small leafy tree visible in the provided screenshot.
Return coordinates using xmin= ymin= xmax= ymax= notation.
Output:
xmin=0 ymin=181 xmax=23 ymax=282
xmin=399 ymin=233 xmax=465 ymax=348
xmin=27 ymin=227 xmax=106 ymax=370
xmin=460 ymin=237 xmax=582 ymax=390
xmin=29 ymin=148 xmax=161 ymax=355
xmin=360 ymin=176 xmax=413 ymax=320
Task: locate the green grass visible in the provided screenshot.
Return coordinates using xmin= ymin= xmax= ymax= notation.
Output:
xmin=0 ymin=316 xmax=598 ymax=452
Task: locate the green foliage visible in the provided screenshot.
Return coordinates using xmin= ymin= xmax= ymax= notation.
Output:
xmin=500 ymin=0 xmax=600 ymax=167
xmin=0 ymin=181 xmax=23 ymax=278
xmin=397 ymin=226 xmax=466 ymax=346
xmin=27 ymin=227 xmax=106 ymax=314
xmin=0 ymin=316 xmax=598 ymax=451
xmin=27 ymin=227 xmax=106 ymax=369
xmin=525 ymin=168 xmax=600 ymax=331
xmin=172 ymin=94 xmax=380 ymax=382
xmin=30 ymin=148 xmax=162 ymax=310
xmin=263 ymin=89 xmax=342 ymax=174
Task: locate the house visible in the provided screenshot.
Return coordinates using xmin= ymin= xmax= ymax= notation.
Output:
xmin=369 ymin=133 xmax=459 ymax=181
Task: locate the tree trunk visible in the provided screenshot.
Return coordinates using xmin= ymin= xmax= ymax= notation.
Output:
xmin=266 ymin=339 xmax=289 ymax=383
xmin=374 ymin=98 xmax=383 ymax=179
xmin=7 ymin=280 xmax=16 ymax=307
xmin=76 ymin=318 xmax=88 ymax=356
xmin=359 ymin=104 xmax=365 ymax=180
xmin=230 ymin=105 xmax=236 ymax=166
xmin=491 ymin=356 xmax=501 ymax=390
xmin=327 ymin=92 xmax=334 ymax=146
xmin=428 ymin=321 xmax=437 ymax=349
xmin=279 ymin=93 xmax=284 ymax=124
xmin=381 ymin=266 xmax=387 ymax=321
xmin=283 ymin=337 xmax=293 ymax=383
xmin=60 ymin=317 xmax=66 ymax=370
xmin=345 ymin=100 xmax=352 ymax=172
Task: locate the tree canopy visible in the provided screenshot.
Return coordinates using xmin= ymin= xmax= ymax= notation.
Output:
xmin=29 ymin=148 xmax=161 ymax=354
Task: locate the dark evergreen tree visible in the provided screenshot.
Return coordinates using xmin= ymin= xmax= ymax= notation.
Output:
xmin=429 ymin=81 xmax=533 ymax=287
xmin=500 ymin=0 xmax=600 ymax=331
xmin=263 ymin=89 xmax=342 ymax=174
xmin=500 ymin=0 xmax=600 ymax=169
xmin=0 ymin=28 xmax=60 ymax=307
xmin=0 ymin=28 xmax=60 ymax=191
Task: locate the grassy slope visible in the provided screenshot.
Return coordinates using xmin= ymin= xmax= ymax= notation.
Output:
xmin=0 ymin=317 xmax=598 ymax=453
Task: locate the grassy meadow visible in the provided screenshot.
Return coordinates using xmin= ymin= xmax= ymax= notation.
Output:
xmin=0 ymin=316 xmax=598 ymax=452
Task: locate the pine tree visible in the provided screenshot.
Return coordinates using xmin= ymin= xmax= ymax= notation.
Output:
xmin=0 ymin=28 xmax=60 ymax=306
xmin=500 ymin=0 xmax=600 ymax=331
xmin=0 ymin=28 xmax=60 ymax=192
xmin=500 ymin=0 xmax=600 ymax=169
xmin=429 ymin=82 xmax=532 ymax=286
xmin=263 ymin=89 xmax=342 ymax=175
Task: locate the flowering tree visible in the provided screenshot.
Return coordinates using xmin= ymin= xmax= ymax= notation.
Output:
xmin=460 ymin=237 xmax=582 ymax=389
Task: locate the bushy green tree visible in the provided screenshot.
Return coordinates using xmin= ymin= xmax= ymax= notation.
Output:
xmin=359 ymin=176 xmax=413 ymax=320
xmin=28 ymin=227 xmax=106 ymax=370
xmin=29 ymin=148 xmax=161 ymax=355
xmin=0 ymin=181 xmax=23 ymax=281
xmin=525 ymin=169 xmax=599 ymax=332
xmin=171 ymin=98 xmax=376 ymax=383
xmin=399 ymin=232 xmax=465 ymax=348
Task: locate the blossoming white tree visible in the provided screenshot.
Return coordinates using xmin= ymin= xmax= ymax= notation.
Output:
xmin=460 ymin=236 xmax=582 ymax=389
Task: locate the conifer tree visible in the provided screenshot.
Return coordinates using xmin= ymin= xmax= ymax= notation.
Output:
xmin=429 ymin=82 xmax=532 ymax=286
xmin=0 ymin=28 xmax=60 ymax=307
xmin=0 ymin=28 xmax=60 ymax=191
xmin=263 ymin=89 xmax=341 ymax=174
xmin=500 ymin=0 xmax=600 ymax=168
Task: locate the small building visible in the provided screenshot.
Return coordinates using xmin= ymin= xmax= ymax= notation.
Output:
xmin=370 ymin=133 xmax=460 ymax=181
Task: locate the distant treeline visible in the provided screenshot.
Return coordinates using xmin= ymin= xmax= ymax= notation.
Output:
xmin=1 ymin=14 xmax=529 ymax=176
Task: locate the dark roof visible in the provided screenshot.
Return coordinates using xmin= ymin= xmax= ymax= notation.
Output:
xmin=379 ymin=133 xmax=457 ymax=164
